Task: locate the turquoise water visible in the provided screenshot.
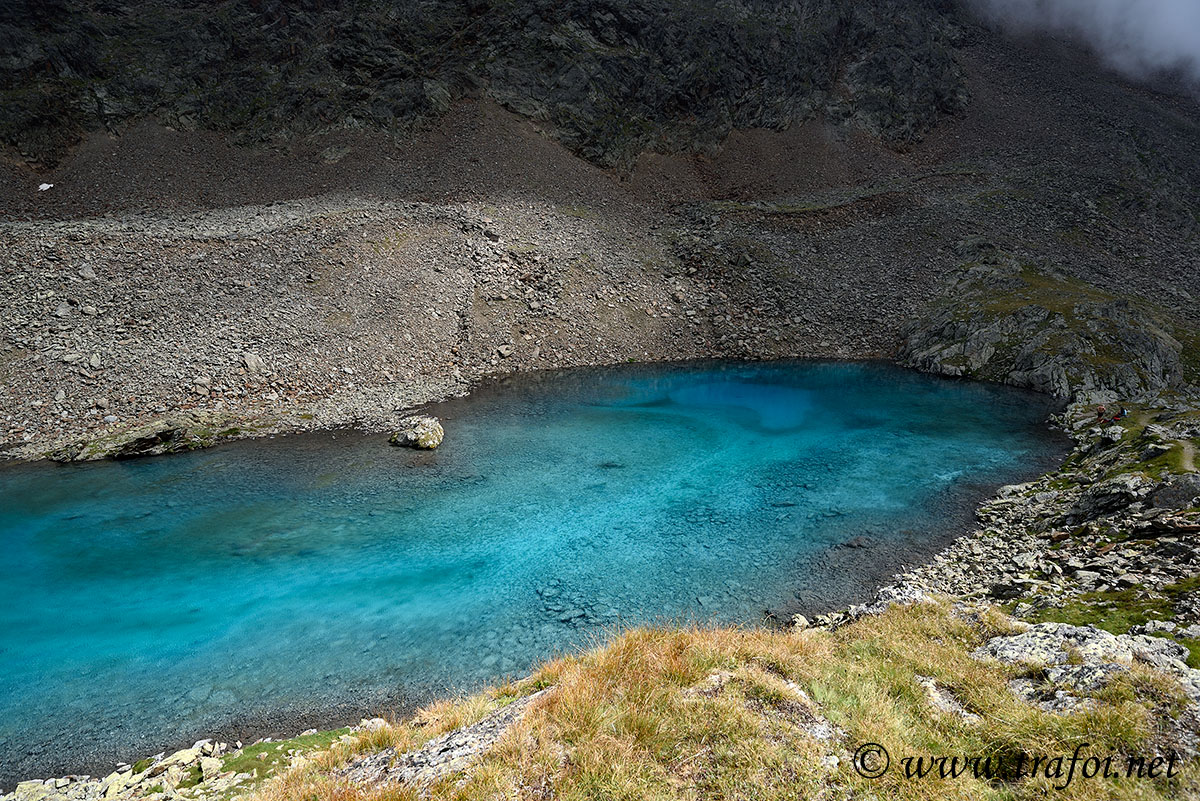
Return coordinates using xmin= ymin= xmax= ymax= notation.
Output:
xmin=0 ymin=361 xmax=1064 ymax=783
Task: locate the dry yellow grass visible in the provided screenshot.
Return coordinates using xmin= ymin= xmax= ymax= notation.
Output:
xmin=248 ymin=601 xmax=1195 ymax=801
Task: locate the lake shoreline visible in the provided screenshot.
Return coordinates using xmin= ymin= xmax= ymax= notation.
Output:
xmin=0 ymin=360 xmax=1071 ymax=788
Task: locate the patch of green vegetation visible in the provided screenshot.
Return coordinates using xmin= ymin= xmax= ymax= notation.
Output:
xmin=1165 ymin=575 xmax=1200 ymax=597
xmin=177 ymin=764 xmax=203 ymax=789
xmin=1178 ymin=638 xmax=1200 ymax=670
xmin=368 ymin=231 xmax=413 ymax=254
xmin=132 ymin=757 xmax=153 ymax=774
xmin=1026 ymin=589 xmax=1173 ymax=633
xmin=143 ymin=785 xmax=163 ymax=795
xmin=222 ymin=728 xmax=352 ymax=780
xmin=1026 ymin=579 xmax=1200 ymax=668
xmin=324 ymin=310 xmax=355 ymax=329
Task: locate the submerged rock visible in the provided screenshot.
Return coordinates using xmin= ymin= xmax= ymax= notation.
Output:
xmin=389 ymin=415 xmax=444 ymax=449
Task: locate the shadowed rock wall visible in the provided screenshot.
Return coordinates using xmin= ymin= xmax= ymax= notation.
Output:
xmin=0 ymin=0 xmax=967 ymax=166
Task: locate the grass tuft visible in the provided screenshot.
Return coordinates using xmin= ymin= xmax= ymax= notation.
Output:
xmin=248 ymin=602 xmax=1193 ymax=801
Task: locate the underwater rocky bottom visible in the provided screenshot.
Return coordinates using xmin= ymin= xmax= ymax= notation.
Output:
xmin=0 ymin=360 xmax=1067 ymax=783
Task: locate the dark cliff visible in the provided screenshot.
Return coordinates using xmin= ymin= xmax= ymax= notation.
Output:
xmin=0 ymin=0 xmax=968 ymax=167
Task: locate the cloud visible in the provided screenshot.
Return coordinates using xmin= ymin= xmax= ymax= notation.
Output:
xmin=966 ymin=0 xmax=1200 ymax=86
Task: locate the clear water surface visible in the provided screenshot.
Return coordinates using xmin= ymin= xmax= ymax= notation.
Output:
xmin=0 ymin=361 xmax=1065 ymax=782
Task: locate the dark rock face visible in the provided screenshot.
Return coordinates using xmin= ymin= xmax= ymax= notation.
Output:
xmin=1153 ymin=474 xmax=1200 ymax=510
xmin=0 ymin=0 xmax=967 ymax=166
xmin=1068 ymin=473 xmax=1154 ymax=522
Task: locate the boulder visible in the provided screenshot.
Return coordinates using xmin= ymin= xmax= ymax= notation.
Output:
xmin=1069 ymin=473 xmax=1153 ymax=521
xmin=242 ymin=351 xmax=267 ymax=376
xmin=199 ymin=756 xmax=224 ymax=781
xmin=1152 ymin=474 xmax=1200 ymax=510
xmin=389 ymin=416 xmax=444 ymax=449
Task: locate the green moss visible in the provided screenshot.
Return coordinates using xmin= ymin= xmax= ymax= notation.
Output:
xmin=221 ymin=728 xmax=351 ymax=781
xmin=176 ymin=764 xmax=203 ymax=789
xmin=1177 ymin=638 xmax=1200 ymax=669
xmin=1026 ymin=580 xmax=1200 ymax=668
xmin=1164 ymin=575 xmax=1200 ymax=598
xmin=559 ymin=205 xmax=596 ymax=219
xmin=1026 ymin=589 xmax=1173 ymax=633
xmin=131 ymin=757 xmax=153 ymax=774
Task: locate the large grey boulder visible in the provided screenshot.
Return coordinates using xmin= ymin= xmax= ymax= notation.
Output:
xmin=1152 ymin=474 xmax=1200 ymax=510
xmin=1068 ymin=473 xmax=1154 ymax=521
xmin=389 ymin=416 xmax=444 ymax=450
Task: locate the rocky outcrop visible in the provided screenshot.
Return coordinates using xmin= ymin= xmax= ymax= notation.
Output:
xmin=1153 ymin=474 xmax=1200 ymax=510
xmin=975 ymin=622 xmax=1200 ymax=750
xmin=341 ymin=689 xmax=550 ymax=789
xmin=389 ymin=415 xmax=444 ymax=450
xmin=1068 ymin=473 xmax=1155 ymax=522
xmin=1 ymin=740 xmax=244 ymax=801
xmin=900 ymin=254 xmax=1195 ymax=400
xmin=48 ymin=413 xmax=248 ymax=462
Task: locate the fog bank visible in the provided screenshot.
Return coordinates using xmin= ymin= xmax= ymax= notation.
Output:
xmin=967 ymin=0 xmax=1200 ymax=87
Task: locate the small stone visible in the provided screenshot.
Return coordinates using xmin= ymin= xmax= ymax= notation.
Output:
xmin=79 ymin=264 xmax=97 ymax=280
xmin=496 ymin=343 xmax=514 ymax=358
xmin=357 ymin=718 xmax=388 ymax=731
xmin=242 ymin=351 xmax=266 ymax=376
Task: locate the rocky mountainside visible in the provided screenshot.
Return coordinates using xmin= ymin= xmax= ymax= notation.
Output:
xmin=0 ymin=0 xmax=966 ymax=168
xmin=2 ymin=1 xmax=1199 ymax=459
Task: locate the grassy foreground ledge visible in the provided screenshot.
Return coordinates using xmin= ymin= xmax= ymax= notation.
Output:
xmin=242 ymin=600 xmax=1192 ymax=801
